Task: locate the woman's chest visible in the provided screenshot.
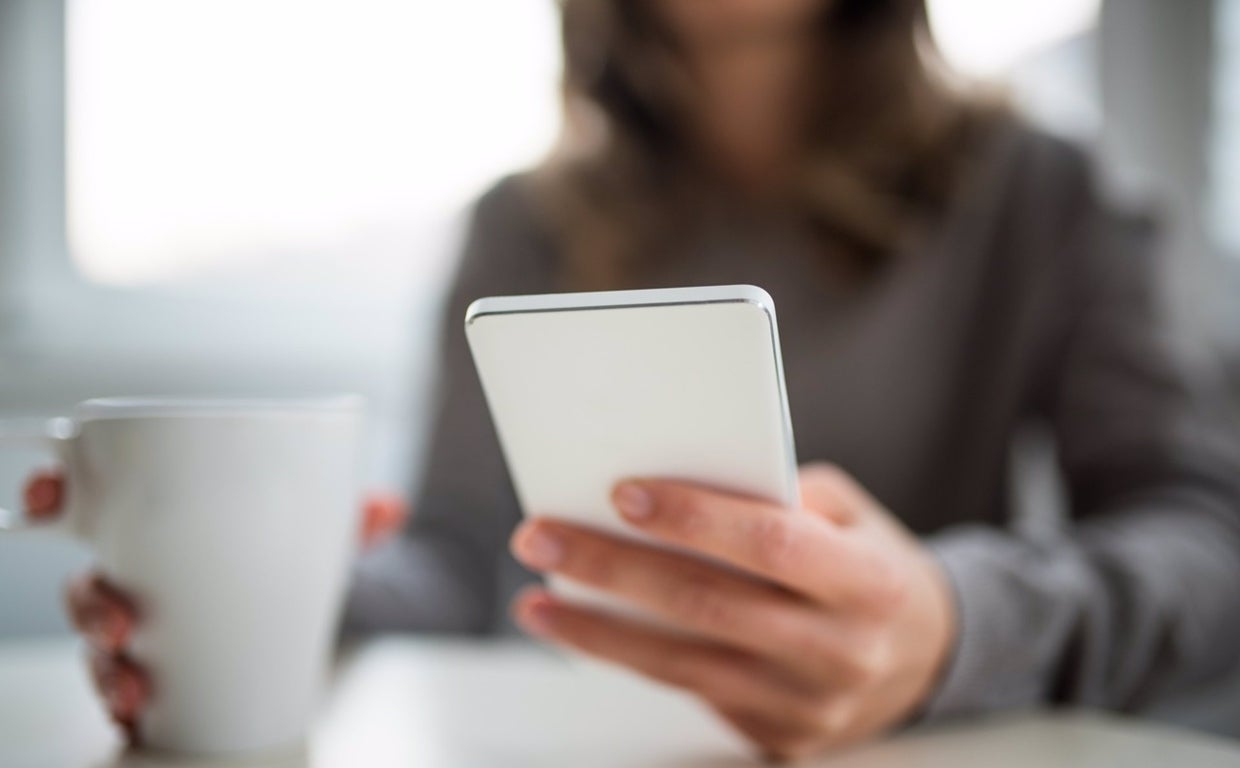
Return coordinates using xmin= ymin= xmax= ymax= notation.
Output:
xmin=643 ymin=225 xmax=1035 ymax=522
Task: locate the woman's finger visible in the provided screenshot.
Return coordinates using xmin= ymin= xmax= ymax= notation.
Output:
xmin=712 ymin=705 xmax=828 ymax=763
xmin=360 ymin=494 xmax=409 ymax=549
xmin=88 ymin=650 xmax=151 ymax=726
xmin=612 ymin=479 xmax=895 ymax=610
xmin=511 ymin=519 xmax=861 ymax=684
xmin=23 ymin=471 xmax=65 ymax=520
xmin=511 ymin=587 xmax=826 ymax=722
xmin=65 ymin=575 xmax=137 ymax=653
xmin=797 ymin=463 xmax=873 ymax=526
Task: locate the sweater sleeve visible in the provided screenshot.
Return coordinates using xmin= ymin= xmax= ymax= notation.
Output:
xmin=923 ymin=198 xmax=1240 ymax=717
xmin=343 ymin=176 xmax=555 ymax=635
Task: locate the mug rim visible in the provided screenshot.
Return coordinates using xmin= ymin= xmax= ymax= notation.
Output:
xmin=75 ymin=395 xmax=364 ymax=420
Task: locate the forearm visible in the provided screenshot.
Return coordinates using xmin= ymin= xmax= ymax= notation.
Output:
xmin=923 ymin=493 xmax=1240 ymax=718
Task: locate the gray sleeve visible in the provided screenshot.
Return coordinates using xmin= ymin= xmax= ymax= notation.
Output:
xmin=343 ymin=176 xmax=555 ymax=635
xmin=924 ymin=202 xmax=1240 ymax=717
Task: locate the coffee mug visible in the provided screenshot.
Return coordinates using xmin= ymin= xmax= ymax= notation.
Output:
xmin=0 ymin=397 xmax=364 ymax=757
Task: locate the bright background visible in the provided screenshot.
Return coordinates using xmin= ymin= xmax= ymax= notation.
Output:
xmin=66 ymin=0 xmax=1108 ymax=288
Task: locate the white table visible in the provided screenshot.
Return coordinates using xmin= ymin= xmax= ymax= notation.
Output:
xmin=3 ymin=637 xmax=1240 ymax=768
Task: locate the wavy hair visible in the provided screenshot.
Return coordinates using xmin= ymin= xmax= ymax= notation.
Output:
xmin=533 ymin=0 xmax=996 ymax=289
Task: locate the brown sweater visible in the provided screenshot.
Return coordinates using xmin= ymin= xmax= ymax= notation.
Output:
xmin=346 ymin=121 xmax=1240 ymax=722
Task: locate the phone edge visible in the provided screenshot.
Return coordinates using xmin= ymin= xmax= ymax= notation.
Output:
xmin=463 ymin=284 xmax=801 ymax=509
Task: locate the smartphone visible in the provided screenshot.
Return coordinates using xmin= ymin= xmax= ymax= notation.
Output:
xmin=465 ymin=284 xmax=799 ymax=611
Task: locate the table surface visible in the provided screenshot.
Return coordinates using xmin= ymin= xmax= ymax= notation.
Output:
xmin=3 ymin=637 xmax=1240 ymax=768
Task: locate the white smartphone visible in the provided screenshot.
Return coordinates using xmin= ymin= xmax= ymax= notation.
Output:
xmin=465 ymin=285 xmax=800 ymax=610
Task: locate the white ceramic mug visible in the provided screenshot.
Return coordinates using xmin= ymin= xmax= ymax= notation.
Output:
xmin=0 ymin=397 xmax=364 ymax=757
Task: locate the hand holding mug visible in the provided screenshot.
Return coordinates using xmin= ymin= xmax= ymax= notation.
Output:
xmin=22 ymin=470 xmax=409 ymax=742
xmin=2 ymin=397 xmax=368 ymax=756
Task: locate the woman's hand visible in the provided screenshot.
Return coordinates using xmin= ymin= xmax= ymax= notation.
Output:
xmin=21 ymin=470 xmax=409 ymax=742
xmin=508 ymin=464 xmax=956 ymax=761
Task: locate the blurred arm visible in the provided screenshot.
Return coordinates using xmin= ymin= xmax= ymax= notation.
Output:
xmin=925 ymin=203 xmax=1240 ymax=716
xmin=344 ymin=175 xmax=555 ymax=635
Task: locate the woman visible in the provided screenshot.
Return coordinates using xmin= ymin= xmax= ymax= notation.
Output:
xmin=26 ymin=0 xmax=1240 ymax=760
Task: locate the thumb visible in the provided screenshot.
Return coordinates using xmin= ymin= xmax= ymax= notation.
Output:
xmin=797 ymin=463 xmax=872 ymax=527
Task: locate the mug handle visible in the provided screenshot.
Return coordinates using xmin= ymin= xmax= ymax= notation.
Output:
xmin=0 ymin=418 xmax=81 ymax=534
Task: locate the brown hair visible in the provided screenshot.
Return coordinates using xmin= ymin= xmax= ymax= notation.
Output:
xmin=533 ymin=0 xmax=996 ymax=290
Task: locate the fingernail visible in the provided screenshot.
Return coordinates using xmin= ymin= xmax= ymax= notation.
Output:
xmin=515 ymin=527 xmax=564 ymax=570
xmin=27 ymin=478 xmax=57 ymax=513
xmin=614 ymin=483 xmax=654 ymax=521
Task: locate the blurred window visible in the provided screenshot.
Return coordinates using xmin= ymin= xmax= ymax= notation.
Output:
xmin=926 ymin=0 xmax=1101 ymax=79
xmin=66 ymin=0 xmax=561 ymax=287
xmin=927 ymin=0 xmax=1102 ymax=138
xmin=1212 ymin=0 xmax=1240 ymax=257
xmin=71 ymin=0 xmax=1233 ymax=284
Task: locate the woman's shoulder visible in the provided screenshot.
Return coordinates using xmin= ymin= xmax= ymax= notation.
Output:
xmin=469 ymin=172 xmax=547 ymax=237
xmin=972 ymin=118 xmax=1161 ymax=305
xmin=1001 ymin=120 xmax=1093 ymax=175
xmin=984 ymin=119 xmax=1102 ymax=216
xmin=982 ymin=118 xmax=1156 ymax=246
xmin=454 ymin=172 xmax=561 ymax=292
